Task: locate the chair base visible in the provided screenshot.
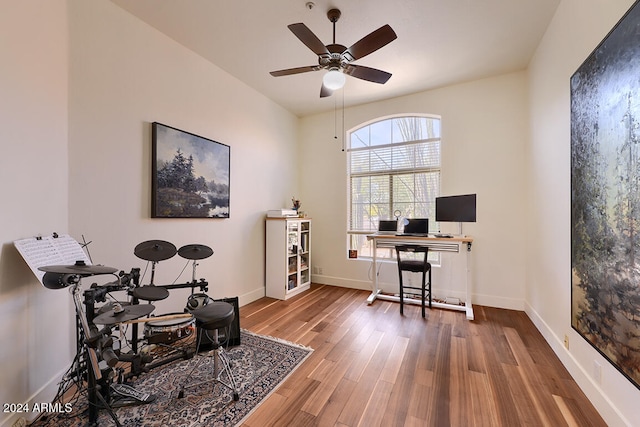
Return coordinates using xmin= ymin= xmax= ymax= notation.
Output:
xmin=400 ymin=284 xmax=432 ymax=317
xmin=177 ymin=329 xmax=239 ymax=402
xmin=400 ymin=274 xmax=432 ymax=317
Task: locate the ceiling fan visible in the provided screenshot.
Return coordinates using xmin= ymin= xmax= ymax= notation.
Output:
xmin=269 ymin=8 xmax=397 ymax=98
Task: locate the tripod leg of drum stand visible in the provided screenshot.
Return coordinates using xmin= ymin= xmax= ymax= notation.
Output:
xmin=74 ymin=284 xmax=123 ymax=427
xmin=86 ymin=347 xmax=99 ymax=426
xmin=130 ymin=295 xmax=140 ymax=354
xmin=86 ymin=347 xmax=123 ymax=427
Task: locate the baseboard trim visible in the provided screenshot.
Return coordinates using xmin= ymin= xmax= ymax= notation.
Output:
xmin=311 ymin=274 xmax=373 ymax=291
xmin=311 ymin=275 xmax=525 ymax=311
xmin=524 ymin=302 xmax=629 ymax=427
xmin=0 ymin=365 xmax=69 ymax=426
xmin=238 ymin=286 xmax=266 ymax=307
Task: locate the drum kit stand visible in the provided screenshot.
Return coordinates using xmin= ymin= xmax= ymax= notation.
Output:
xmin=38 ymin=240 xmax=216 ymax=427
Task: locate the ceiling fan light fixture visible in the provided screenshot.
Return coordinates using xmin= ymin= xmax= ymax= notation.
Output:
xmin=323 ymin=69 xmax=346 ymax=90
xmin=270 ymin=9 xmax=396 ymax=98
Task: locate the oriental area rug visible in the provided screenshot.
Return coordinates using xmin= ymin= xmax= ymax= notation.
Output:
xmin=32 ymin=330 xmax=313 ymax=427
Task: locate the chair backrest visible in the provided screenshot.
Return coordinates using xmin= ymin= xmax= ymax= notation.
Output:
xmin=395 ymin=245 xmax=430 ymax=272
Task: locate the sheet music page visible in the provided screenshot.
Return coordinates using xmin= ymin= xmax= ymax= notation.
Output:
xmin=14 ymin=234 xmax=91 ymax=284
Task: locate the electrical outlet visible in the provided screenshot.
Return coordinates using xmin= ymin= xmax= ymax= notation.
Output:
xmin=317 ymin=266 xmax=323 ymax=275
xmin=564 ymin=334 xmax=569 ymax=350
xmin=593 ymin=360 xmax=602 ymax=384
xmin=12 ymin=417 xmax=26 ymax=427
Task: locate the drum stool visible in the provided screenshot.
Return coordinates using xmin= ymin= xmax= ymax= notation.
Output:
xmin=177 ymin=301 xmax=239 ymax=401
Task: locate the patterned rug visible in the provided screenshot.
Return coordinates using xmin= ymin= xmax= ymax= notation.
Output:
xmin=33 ymin=330 xmax=313 ymax=427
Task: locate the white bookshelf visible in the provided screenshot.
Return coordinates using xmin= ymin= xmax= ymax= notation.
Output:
xmin=266 ymin=217 xmax=311 ymax=299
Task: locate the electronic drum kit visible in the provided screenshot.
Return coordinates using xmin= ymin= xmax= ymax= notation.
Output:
xmin=37 ymin=240 xmax=217 ymax=426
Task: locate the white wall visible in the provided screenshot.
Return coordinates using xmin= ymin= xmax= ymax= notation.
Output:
xmin=67 ymin=0 xmax=298 ymax=314
xmin=0 ymin=1 xmax=71 ymax=426
xmin=4 ymin=1 xmax=640 ymax=425
xmin=527 ymin=0 xmax=638 ymax=425
xmin=300 ymin=72 xmax=529 ymax=310
xmin=0 ymin=1 xmax=298 ymax=425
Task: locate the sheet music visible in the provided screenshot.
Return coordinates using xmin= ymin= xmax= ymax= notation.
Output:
xmin=14 ymin=234 xmax=91 ymax=284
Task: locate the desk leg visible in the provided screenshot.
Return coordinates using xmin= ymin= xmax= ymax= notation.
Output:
xmin=465 ymin=242 xmax=474 ymax=320
xmin=367 ymin=289 xmax=381 ymax=305
xmin=368 ymin=243 xmax=380 ymax=305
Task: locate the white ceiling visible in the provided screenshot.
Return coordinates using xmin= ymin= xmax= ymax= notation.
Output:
xmin=109 ymin=0 xmax=559 ymax=117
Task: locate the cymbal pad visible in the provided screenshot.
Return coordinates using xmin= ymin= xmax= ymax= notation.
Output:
xmin=134 ymin=240 xmax=177 ymax=262
xmin=178 ymin=244 xmax=214 ymax=260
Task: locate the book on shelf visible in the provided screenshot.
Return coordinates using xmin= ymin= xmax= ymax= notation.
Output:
xmin=288 ymin=257 xmax=297 ymax=273
xmin=268 ymin=209 xmax=298 ymax=218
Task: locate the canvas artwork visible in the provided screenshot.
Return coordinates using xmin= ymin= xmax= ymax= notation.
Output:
xmin=152 ymin=122 xmax=230 ymax=218
xmin=570 ymin=0 xmax=640 ymax=389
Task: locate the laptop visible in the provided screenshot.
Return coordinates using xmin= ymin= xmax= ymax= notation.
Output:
xmin=377 ymin=220 xmax=398 ymax=235
xmin=398 ymin=218 xmax=429 ymax=236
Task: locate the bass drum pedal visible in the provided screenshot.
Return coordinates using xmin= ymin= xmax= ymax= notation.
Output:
xmin=185 ymin=292 xmax=212 ymax=311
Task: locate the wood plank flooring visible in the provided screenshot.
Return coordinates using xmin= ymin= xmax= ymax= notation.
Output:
xmin=238 ymin=284 xmax=606 ymax=427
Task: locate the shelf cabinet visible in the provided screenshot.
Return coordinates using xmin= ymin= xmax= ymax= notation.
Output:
xmin=266 ymin=218 xmax=311 ymax=300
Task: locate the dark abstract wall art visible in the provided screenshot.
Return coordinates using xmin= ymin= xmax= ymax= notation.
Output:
xmin=571 ymin=0 xmax=640 ymax=390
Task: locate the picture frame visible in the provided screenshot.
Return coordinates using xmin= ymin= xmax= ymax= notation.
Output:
xmin=570 ymin=0 xmax=640 ymax=390
xmin=151 ymin=122 xmax=230 ymax=218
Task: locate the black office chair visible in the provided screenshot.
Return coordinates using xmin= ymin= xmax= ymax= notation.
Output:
xmin=395 ymin=245 xmax=432 ymax=317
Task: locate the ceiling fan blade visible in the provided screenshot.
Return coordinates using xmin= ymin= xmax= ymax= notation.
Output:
xmin=344 ymin=24 xmax=397 ymax=61
xmin=320 ymin=84 xmax=333 ymax=98
xmin=270 ymin=66 xmax=320 ymax=77
xmin=344 ymin=64 xmax=392 ymax=84
xmin=288 ymin=23 xmax=330 ymax=56
xmin=269 ymin=65 xmax=322 ymax=77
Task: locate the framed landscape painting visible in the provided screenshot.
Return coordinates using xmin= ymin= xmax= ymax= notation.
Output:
xmin=152 ymin=122 xmax=230 ymax=218
xmin=570 ymin=0 xmax=640 ymax=390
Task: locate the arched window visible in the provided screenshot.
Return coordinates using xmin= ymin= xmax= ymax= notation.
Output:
xmin=347 ymin=114 xmax=441 ymax=258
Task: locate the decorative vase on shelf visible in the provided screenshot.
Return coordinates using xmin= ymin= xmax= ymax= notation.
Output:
xmin=292 ymin=197 xmax=301 ymax=212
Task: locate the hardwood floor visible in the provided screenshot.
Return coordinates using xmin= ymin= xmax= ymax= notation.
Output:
xmin=238 ymin=284 xmax=607 ymax=427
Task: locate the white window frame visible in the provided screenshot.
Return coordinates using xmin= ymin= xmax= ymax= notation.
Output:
xmin=346 ymin=114 xmax=442 ymax=261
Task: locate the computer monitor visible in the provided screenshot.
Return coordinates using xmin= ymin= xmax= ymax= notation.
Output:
xmin=435 ymin=194 xmax=477 ymax=222
xmin=403 ymin=218 xmax=429 ymax=235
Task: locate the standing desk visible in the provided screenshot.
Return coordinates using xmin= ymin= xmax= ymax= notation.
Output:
xmin=366 ymin=234 xmax=475 ymax=320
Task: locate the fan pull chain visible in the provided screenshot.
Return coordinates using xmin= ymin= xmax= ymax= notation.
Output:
xmin=333 ymin=88 xmax=345 ymax=151
xmin=342 ymin=87 xmax=345 ymax=152
xmin=334 ymin=95 xmax=338 ymax=141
